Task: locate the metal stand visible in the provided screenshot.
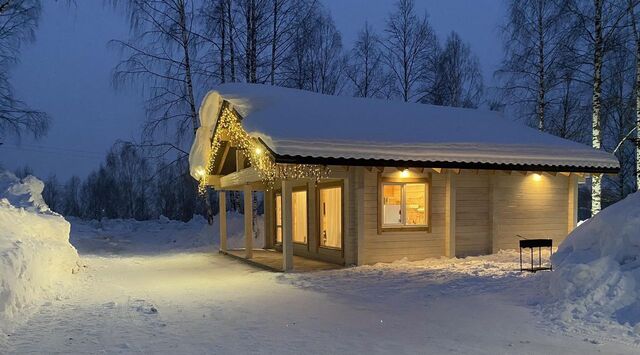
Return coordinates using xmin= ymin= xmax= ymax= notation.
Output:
xmin=518 ymin=238 xmax=553 ymax=272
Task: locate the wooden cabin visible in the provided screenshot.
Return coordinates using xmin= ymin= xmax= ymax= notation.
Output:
xmin=189 ymin=84 xmax=619 ymax=271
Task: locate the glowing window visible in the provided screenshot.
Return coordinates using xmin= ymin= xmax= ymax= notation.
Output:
xmin=319 ymin=186 xmax=342 ymax=249
xmin=275 ymin=193 xmax=282 ymax=243
xmin=381 ymin=181 xmax=428 ymax=228
xmin=292 ymin=190 xmax=307 ymax=244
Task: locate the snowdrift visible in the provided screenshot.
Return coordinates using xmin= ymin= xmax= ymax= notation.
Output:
xmin=549 ymin=191 xmax=640 ymax=330
xmin=0 ymin=171 xmax=79 ymax=331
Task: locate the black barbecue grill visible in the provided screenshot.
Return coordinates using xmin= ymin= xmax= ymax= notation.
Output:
xmin=518 ymin=236 xmax=553 ymax=272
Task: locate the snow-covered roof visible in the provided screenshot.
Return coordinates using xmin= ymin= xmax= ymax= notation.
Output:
xmin=190 ymin=83 xmax=619 ymax=178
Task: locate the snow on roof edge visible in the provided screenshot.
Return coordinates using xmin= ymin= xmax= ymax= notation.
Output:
xmin=190 ymin=84 xmax=621 ymax=179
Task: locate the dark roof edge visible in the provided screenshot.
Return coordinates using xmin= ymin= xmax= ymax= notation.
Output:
xmin=271 ymin=154 xmax=619 ymax=174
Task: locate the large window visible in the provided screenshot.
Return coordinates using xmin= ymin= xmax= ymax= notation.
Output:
xmin=275 ymin=189 xmax=308 ymax=244
xmin=319 ymin=185 xmax=342 ymax=249
xmin=381 ymin=178 xmax=429 ymax=230
xmin=292 ymin=189 xmax=308 ymax=244
xmin=275 ymin=193 xmax=282 ymax=243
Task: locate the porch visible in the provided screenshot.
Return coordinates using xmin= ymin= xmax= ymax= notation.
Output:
xmin=221 ymin=249 xmax=342 ymax=272
xmin=216 ymin=169 xmax=346 ymax=272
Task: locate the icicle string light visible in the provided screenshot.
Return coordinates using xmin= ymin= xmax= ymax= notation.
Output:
xmin=199 ymin=107 xmax=329 ymax=193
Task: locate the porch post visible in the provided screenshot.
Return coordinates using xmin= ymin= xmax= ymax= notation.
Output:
xmin=219 ymin=190 xmax=227 ymax=252
xmin=244 ymin=185 xmax=253 ymax=259
xmin=567 ymin=174 xmax=578 ymax=234
xmin=445 ymin=172 xmax=457 ymax=258
xmin=281 ymin=179 xmax=294 ymax=271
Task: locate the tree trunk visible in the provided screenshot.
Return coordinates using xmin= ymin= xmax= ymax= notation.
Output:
xmin=631 ymin=0 xmax=640 ymax=191
xmin=591 ymin=0 xmax=604 ymax=215
xmin=227 ymin=0 xmax=236 ymax=82
xmin=219 ymin=0 xmax=226 ymax=83
xmin=271 ymin=0 xmax=278 ymax=85
xmin=537 ymin=0 xmax=545 ymax=131
xmin=178 ymin=1 xmax=198 ymax=136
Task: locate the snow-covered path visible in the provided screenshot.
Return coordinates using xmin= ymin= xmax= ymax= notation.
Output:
xmin=4 ymin=249 xmax=637 ymax=354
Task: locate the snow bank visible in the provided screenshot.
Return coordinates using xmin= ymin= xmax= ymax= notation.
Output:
xmin=548 ymin=191 xmax=640 ymax=331
xmin=0 ymin=171 xmax=79 ymax=332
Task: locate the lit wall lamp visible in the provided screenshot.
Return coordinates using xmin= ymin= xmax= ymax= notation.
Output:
xmin=532 ymin=173 xmax=542 ymax=181
xmin=400 ymin=169 xmax=410 ymax=178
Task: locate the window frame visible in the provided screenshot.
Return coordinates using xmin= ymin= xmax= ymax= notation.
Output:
xmin=274 ymin=192 xmax=282 ymax=245
xmin=291 ymin=186 xmax=309 ymax=246
xmin=316 ymin=181 xmax=345 ymax=252
xmin=378 ymin=174 xmax=431 ymax=234
xmin=273 ymin=186 xmax=309 ymax=247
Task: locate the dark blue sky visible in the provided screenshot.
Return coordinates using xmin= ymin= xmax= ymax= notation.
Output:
xmin=1 ymin=0 xmax=504 ymax=180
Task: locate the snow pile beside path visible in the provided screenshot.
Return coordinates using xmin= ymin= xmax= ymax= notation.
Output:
xmin=0 ymin=172 xmax=79 ymax=331
xmin=548 ymin=191 xmax=640 ymax=332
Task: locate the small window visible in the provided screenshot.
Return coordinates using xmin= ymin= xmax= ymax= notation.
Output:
xmin=380 ymin=178 xmax=429 ymax=230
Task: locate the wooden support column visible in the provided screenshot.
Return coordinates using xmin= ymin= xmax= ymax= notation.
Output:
xmin=263 ymin=190 xmax=273 ymax=249
xmin=281 ymin=180 xmax=294 ymax=272
xmin=243 ymin=185 xmax=253 ymax=259
xmin=488 ymin=176 xmax=498 ymax=253
xmin=445 ymin=172 xmax=457 ymax=258
xmin=219 ymin=191 xmax=227 ymax=252
xmin=356 ymin=168 xmax=366 ymax=266
xmin=568 ymin=174 xmax=578 ymax=234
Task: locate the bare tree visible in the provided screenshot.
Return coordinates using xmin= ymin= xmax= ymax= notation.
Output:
xmin=235 ymin=0 xmax=272 ymax=83
xmin=428 ymin=31 xmax=483 ymax=108
xmin=43 ymin=174 xmax=62 ymax=212
xmin=111 ymin=0 xmax=200 ymax=148
xmin=381 ymin=0 xmax=437 ymax=102
xmin=308 ymin=11 xmax=345 ymax=95
xmin=200 ymin=0 xmax=228 ymax=83
xmin=601 ymin=48 xmax=636 ymax=201
xmin=346 ymin=22 xmax=389 ymax=98
xmin=627 ymin=0 xmax=640 ymax=190
xmin=546 ymin=67 xmax=590 ymax=141
xmin=269 ymin=0 xmax=316 ymax=85
xmin=497 ymin=0 xmax=574 ymax=131
xmin=0 ymin=0 xmax=49 ymax=140
xmin=62 ymin=175 xmax=81 ymax=217
xmin=568 ymin=0 xmax=628 ymax=214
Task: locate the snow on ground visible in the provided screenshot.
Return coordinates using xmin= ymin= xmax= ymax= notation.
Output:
xmin=2 ymin=214 xmax=639 ymax=354
xmin=68 ymin=213 xmax=264 ymax=256
xmin=0 ymin=172 xmax=79 ymax=343
xmin=537 ymin=191 xmax=640 ymax=341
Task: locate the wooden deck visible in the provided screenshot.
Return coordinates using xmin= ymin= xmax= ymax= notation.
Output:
xmin=222 ymin=249 xmax=343 ymax=272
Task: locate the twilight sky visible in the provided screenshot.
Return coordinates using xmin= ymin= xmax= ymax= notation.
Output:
xmin=1 ymin=0 xmax=505 ymax=180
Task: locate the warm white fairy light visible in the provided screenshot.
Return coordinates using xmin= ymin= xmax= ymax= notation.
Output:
xmin=199 ymin=106 xmax=329 ymax=194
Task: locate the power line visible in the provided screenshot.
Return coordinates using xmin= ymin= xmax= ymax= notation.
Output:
xmin=0 ymin=144 xmax=105 ymax=160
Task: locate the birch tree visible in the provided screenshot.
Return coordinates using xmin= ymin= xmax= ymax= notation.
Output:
xmin=0 ymin=0 xmax=49 ymax=140
xmin=201 ymin=0 xmax=228 ymax=83
xmin=428 ymin=31 xmax=483 ymax=108
xmin=346 ymin=22 xmax=389 ymax=98
xmin=601 ymin=48 xmax=635 ymax=201
xmin=497 ymin=0 xmax=574 ymax=131
xmin=308 ymin=11 xmax=345 ymax=95
xmin=381 ymin=0 xmax=437 ymax=102
xmin=568 ymin=0 xmax=628 ymax=214
xmin=628 ymin=0 xmax=640 ymax=190
xmin=269 ymin=0 xmax=307 ymax=85
xmin=111 ymin=0 xmax=200 ymax=147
